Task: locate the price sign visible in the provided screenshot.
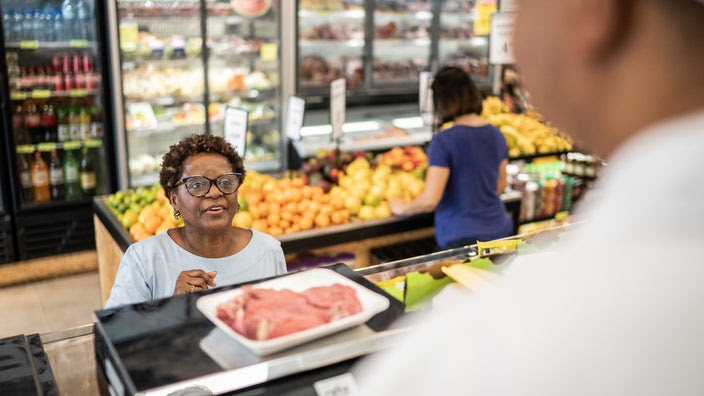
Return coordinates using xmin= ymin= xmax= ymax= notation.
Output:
xmin=224 ymin=106 xmax=248 ymax=158
xmin=69 ymin=40 xmax=89 ymax=48
xmin=474 ymin=0 xmax=498 ymax=35
xmin=70 ymin=89 xmax=88 ymax=97
xmin=419 ymin=71 xmax=434 ymax=127
xmin=313 ymin=373 xmax=359 ymax=396
xmin=10 ymin=92 xmax=27 ymax=101
xmin=16 ymin=145 xmax=34 ymax=154
xmin=19 ymin=41 xmax=39 ymax=50
xmin=37 ymin=143 xmax=57 ymax=152
xmin=489 ymin=12 xmax=517 ymax=65
xmin=32 ymin=90 xmax=51 ymax=99
xmin=329 ymin=78 xmax=346 ymax=142
xmin=285 ymin=96 xmax=306 ymax=141
xmin=260 ymin=43 xmax=278 ymax=62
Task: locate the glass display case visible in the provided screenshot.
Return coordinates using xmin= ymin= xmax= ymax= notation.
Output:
xmin=110 ymin=0 xmax=284 ymax=188
xmin=296 ymin=0 xmax=494 ymax=106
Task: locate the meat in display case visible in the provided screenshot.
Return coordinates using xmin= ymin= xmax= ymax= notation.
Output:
xmin=110 ymin=0 xmax=284 ymax=188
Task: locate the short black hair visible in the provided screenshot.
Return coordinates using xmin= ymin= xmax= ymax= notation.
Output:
xmin=159 ymin=134 xmax=246 ymax=194
xmin=432 ymin=66 xmax=483 ymax=128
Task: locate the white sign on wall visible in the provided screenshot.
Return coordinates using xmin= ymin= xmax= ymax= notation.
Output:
xmin=285 ymin=96 xmax=306 ymax=141
xmin=419 ymin=71 xmax=434 ymax=127
xmin=329 ymin=78 xmax=346 ymax=142
xmin=490 ymin=12 xmax=517 ymax=65
xmin=224 ymin=106 xmax=248 ymax=157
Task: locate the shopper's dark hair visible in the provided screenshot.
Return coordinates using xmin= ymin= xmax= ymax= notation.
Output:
xmin=159 ymin=134 xmax=246 ymax=195
xmin=432 ymin=66 xmax=483 ymax=129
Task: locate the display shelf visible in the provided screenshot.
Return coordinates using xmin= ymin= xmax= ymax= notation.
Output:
xmin=374 ymin=38 xmax=431 ymax=46
xmin=15 ymin=139 xmax=103 ymax=154
xmin=292 ymin=132 xmax=432 ymax=158
xmin=127 ymin=122 xmax=206 ymax=135
xmin=298 ymin=9 xmax=365 ymax=19
xmin=5 ymin=40 xmax=97 ymax=50
xmin=121 ymin=56 xmax=203 ymax=69
xmin=10 ymin=89 xmax=98 ymax=101
xmin=374 ymin=10 xmax=434 ymax=21
xmin=130 ymin=172 xmax=160 ymax=189
xmin=299 ymin=39 xmax=365 ymax=48
xmin=124 ymin=95 xmax=205 ymax=106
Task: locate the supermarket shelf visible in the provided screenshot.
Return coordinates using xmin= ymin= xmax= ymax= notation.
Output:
xmin=127 ymin=122 xmax=206 ymax=135
xmin=125 ymin=95 xmax=205 ymax=106
xmin=5 ymin=40 xmax=97 ymax=50
xmin=298 ymin=9 xmax=365 ymax=19
xmin=374 ymin=38 xmax=431 ymax=46
xmin=292 ymin=132 xmax=432 ymax=158
xmin=16 ymin=139 xmax=103 ymax=154
xmin=130 ymin=172 xmax=160 ymax=189
xmin=121 ymin=56 xmax=204 ymax=69
xmin=299 ymin=39 xmax=365 ymax=48
xmin=10 ymin=89 xmax=98 ymax=101
xmin=246 ymin=159 xmax=282 ymax=173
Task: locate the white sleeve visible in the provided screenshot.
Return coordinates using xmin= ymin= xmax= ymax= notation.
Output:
xmin=104 ymin=245 xmax=153 ymax=309
xmin=273 ymin=245 xmax=288 ymax=275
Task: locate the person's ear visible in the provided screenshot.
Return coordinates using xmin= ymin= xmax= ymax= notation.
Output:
xmin=562 ymin=0 xmax=635 ymax=63
xmin=168 ymin=189 xmax=178 ymax=209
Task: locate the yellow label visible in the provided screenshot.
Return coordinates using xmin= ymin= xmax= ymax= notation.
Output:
xmin=19 ymin=40 xmax=39 ymax=49
xmin=119 ymin=22 xmax=139 ymax=52
xmin=69 ymin=40 xmax=89 ymax=48
xmin=16 ymin=145 xmax=34 ymax=154
xmin=85 ymin=139 xmax=103 ymax=148
xmin=70 ymin=89 xmax=88 ymax=97
xmin=10 ymin=92 xmax=27 ymax=100
xmin=260 ymin=43 xmax=278 ymax=62
xmin=477 ymin=238 xmax=522 ymax=255
xmin=31 ymin=90 xmax=51 ymax=99
xmin=555 ymin=211 xmax=569 ymax=221
xmin=62 ymin=141 xmax=82 ymax=150
xmin=474 ymin=2 xmax=498 ymax=35
xmin=37 ymin=142 xmax=57 ymax=152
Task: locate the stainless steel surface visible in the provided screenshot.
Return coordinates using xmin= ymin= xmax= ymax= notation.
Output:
xmin=42 ymin=326 xmax=99 ymax=396
xmin=108 ymin=0 xmax=129 ymax=191
xmin=357 ymin=245 xmax=474 ymax=281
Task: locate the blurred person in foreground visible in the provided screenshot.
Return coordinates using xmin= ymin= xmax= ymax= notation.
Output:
xmin=106 ymin=135 xmax=286 ymax=308
xmin=356 ymin=0 xmax=704 ymax=394
xmin=389 ymin=66 xmax=512 ymax=249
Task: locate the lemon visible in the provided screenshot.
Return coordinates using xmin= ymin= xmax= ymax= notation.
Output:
xmin=121 ymin=210 xmax=139 ymax=229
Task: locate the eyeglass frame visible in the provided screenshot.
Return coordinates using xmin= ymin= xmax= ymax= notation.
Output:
xmin=172 ymin=172 xmax=243 ymax=197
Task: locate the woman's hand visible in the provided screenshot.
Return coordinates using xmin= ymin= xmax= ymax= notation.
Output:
xmin=388 ymin=199 xmax=407 ymax=216
xmin=174 ymin=270 xmax=218 ymax=295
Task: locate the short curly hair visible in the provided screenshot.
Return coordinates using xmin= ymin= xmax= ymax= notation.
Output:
xmin=159 ymin=134 xmax=246 ymax=194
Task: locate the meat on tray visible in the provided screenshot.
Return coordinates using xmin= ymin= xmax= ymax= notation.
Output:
xmin=216 ymin=283 xmax=363 ymax=341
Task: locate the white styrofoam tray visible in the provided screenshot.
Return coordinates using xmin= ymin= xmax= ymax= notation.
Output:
xmin=197 ymin=268 xmax=390 ymax=356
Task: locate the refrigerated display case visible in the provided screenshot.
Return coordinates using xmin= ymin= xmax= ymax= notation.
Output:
xmin=296 ymin=0 xmax=494 ymax=106
xmin=0 ymin=0 xmax=116 ymax=260
xmin=109 ymin=0 xmax=285 ymax=189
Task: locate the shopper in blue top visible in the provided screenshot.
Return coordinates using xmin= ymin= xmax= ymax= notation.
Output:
xmin=389 ymin=66 xmax=513 ymax=249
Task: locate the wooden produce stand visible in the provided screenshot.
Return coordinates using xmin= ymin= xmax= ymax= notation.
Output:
xmin=93 ymin=192 xmax=522 ymax=305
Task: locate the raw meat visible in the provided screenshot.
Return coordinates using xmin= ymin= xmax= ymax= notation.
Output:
xmin=216 ymin=283 xmax=363 ymax=341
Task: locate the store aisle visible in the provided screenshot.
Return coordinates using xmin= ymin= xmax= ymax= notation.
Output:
xmin=0 ymin=271 xmax=101 ymax=338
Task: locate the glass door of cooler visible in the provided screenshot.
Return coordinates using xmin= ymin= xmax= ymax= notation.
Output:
xmin=297 ymin=1 xmax=365 ymax=97
xmin=115 ymin=0 xmax=206 ymax=187
xmin=437 ymin=0 xmax=493 ymax=90
xmin=1 ymin=0 xmax=110 ymax=209
xmin=206 ymin=0 xmax=284 ymax=172
xmin=371 ymin=0 xmax=432 ymax=92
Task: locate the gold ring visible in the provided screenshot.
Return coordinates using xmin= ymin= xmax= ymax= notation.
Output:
xmin=189 ymin=284 xmax=195 ymax=293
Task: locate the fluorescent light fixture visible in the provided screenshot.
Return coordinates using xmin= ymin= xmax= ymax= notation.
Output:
xmin=343 ymin=121 xmax=380 ymax=133
xmin=392 ymin=117 xmax=424 ymax=129
xmin=300 ymin=125 xmax=332 ymax=137
xmin=415 ymin=11 xmax=433 ymax=20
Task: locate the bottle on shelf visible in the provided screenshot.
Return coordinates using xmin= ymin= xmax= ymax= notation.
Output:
xmin=21 ymin=9 xmax=33 ymax=41
xmin=60 ymin=0 xmax=76 ymax=41
xmin=10 ymin=9 xmax=23 ymax=42
xmin=24 ymin=100 xmax=42 ymax=144
xmin=12 ymin=103 xmax=31 ymax=145
xmin=57 ymin=107 xmax=70 ymax=141
xmin=89 ymin=104 xmax=103 ymax=138
xmin=2 ymin=9 xmax=12 ymax=40
xmin=41 ymin=103 xmax=58 ymax=142
xmin=76 ymin=0 xmax=92 ymax=41
xmin=68 ymin=106 xmax=80 ymax=140
xmin=78 ymin=106 xmax=91 ymax=140
xmin=79 ymin=147 xmax=96 ymax=196
xmin=31 ymin=9 xmax=44 ymax=42
xmin=49 ymin=150 xmax=65 ymax=200
xmin=18 ymin=154 xmax=34 ymax=203
xmin=51 ymin=9 xmax=64 ymax=42
xmin=31 ymin=151 xmax=51 ymax=203
xmin=63 ymin=149 xmax=82 ymax=200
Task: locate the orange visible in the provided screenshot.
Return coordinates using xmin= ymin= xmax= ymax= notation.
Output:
xmin=280 ymin=211 xmax=293 ymax=221
xmin=330 ymin=196 xmax=345 ymax=210
xmin=278 ymin=178 xmax=292 ymax=189
xmin=156 ymin=188 xmax=168 ymax=204
xmin=251 ymin=219 xmax=268 ymax=233
xmin=279 ymin=219 xmax=291 ymax=229
xmin=318 ymin=194 xmax=330 ymax=205
xmin=267 ymin=212 xmax=281 ymax=227
xmin=285 ymin=224 xmax=301 ymax=234
xmin=299 ymin=217 xmax=314 ymax=230
xmin=257 ymin=202 xmax=269 ymax=218
xmin=243 ymin=191 xmax=263 ymax=205
xmin=292 ymin=214 xmax=302 ymax=224
xmin=340 ymin=210 xmax=350 ymax=223
xmin=248 ymin=204 xmax=261 ymax=220
xmin=291 ymin=178 xmax=304 ymax=188
xmin=283 ymin=202 xmax=298 ymax=214
xmin=268 ymin=202 xmax=281 ymax=215
xmin=129 ymin=223 xmax=146 ymax=239
xmin=155 ymin=221 xmax=172 ymax=235
xmin=144 ymin=215 xmax=162 ymax=234
xmin=308 ymin=201 xmax=321 ymax=215
xmin=314 ymin=213 xmax=330 ymax=228
xmin=311 ymin=186 xmax=324 ymax=197
xmin=320 ymin=204 xmax=334 ymax=216
xmin=330 ymin=210 xmax=345 ymax=225
xmin=268 ymin=226 xmax=283 ymax=236
xmin=297 ymin=199 xmax=311 ymax=213
xmin=288 ymin=188 xmax=302 ymax=203
xmin=301 ymin=186 xmax=314 ymax=199
xmin=138 ymin=206 xmax=157 ymax=225
xmin=233 ymin=211 xmax=254 ymax=228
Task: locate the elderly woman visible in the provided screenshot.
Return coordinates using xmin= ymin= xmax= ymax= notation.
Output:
xmin=106 ymin=135 xmax=286 ymax=308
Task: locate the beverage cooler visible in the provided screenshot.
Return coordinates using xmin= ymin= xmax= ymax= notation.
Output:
xmin=107 ymin=0 xmax=285 ymax=189
xmin=0 ymin=0 xmax=116 ymax=260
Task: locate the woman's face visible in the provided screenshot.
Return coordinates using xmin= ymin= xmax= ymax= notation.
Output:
xmin=170 ymin=152 xmax=239 ymax=233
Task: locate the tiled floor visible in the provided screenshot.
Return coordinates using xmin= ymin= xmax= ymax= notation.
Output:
xmin=0 ymin=271 xmax=101 ymax=338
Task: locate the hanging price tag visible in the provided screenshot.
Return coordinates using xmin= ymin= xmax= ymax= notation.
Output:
xmin=32 ymin=90 xmax=51 ymax=99
xmin=63 ymin=141 xmax=82 ymax=150
xmin=419 ymin=71 xmax=434 ymax=127
xmin=313 ymin=373 xmax=359 ymax=396
xmin=224 ymin=106 xmax=249 ymax=158
xmin=489 ymin=12 xmax=517 ymax=65
xmin=37 ymin=143 xmax=57 ymax=152
xmin=474 ymin=0 xmax=498 ymax=35
xmin=16 ymin=145 xmax=34 ymax=154
xmin=70 ymin=89 xmax=88 ymax=97
xmin=69 ymin=40 xmax=89 ymax=48
xmin=10 ymin=92 xmax=27 ymax=101
xmin=329 ymin=78 xmax=346 ymax=142
xmin=285 ymin=96 xmax=306 ymax=141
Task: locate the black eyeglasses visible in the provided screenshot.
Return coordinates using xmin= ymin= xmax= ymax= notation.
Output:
xmin=173 ymin=173 xmax=243 ymax=197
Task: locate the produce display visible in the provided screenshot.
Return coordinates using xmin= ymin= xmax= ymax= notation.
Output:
xmin=104 ymin=184 xmax=180 ymax=242
xmin=215 ymin=284 xmax=362 ymax=341
xmin=482 ymin=96 xmax=573 ymax=157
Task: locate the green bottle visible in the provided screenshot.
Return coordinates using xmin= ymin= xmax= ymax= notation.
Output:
xmin=63 ymin=149 xmax=83 ymax=200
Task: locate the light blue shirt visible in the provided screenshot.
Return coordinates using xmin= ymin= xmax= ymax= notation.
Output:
xmin=105 ymin=229 xmax=287 ymax=308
